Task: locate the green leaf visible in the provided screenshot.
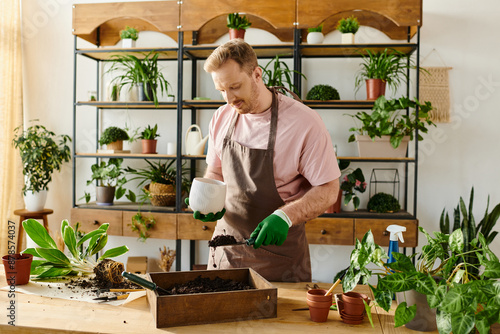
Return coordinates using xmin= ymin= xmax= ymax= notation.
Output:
xmin=436 ymin=309 xmax=452 ymax=334
xmin=22 ymin=247 xmax=41 ymax=258
xmin=378 ymin=272 xmax=418 ymax=292
xmin=481 ymin=259 xmax=500 ymax=278
xmin=441 ymin=286 xmax=475 ymax=313
xmin=427 ymin=283 xmax=447 ymax=308
xmin=36 ymin=248 xmax=71 ymax=266
xmin=394 ymin=302 xmax=416 ymax=327
xmin=97 ymin=245 xmax=129 ymax=261
xmin=23 ymin=219 xmax=57 ymax=249
xmin=36 ymin=266 xmax=73 ymax=278
xmin=90 ymin=235 xmax=108 ymax=256
xmin=63 ymin=225 xmax=79 ymax=259
xmin=449 ymin=228 xmax=464 ymax=253
xmin=370 ymin=284 xmax=393 ymax=312
xmin=76 ymin=229 xmax=106 ymax=248
xmin=386 ymin=252 xmax=415 ymax=272
xmin=451 ymin=311 xmax=475 ymax=334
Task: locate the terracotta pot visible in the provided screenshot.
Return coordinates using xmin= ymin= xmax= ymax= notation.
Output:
xmin=2 ymin=253 xmax=33 ymax=285
xmin=141 ymin=139 xmax=157 ymax=154
xmin=96 ymin=186 xmax=115 ymax=206
xmin=229 ymin=28 xmax=245 ymax=40
xmin=306 ymin=289 xmax=332 ymax=322
xmin=365 ymin=78 xmax=386 ymax=100
xmin=342 ymin=291 xmax=370 ymax=316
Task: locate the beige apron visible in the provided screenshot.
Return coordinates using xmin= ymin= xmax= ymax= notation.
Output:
xmin=207 ymin=89 xmax=311 ymax=282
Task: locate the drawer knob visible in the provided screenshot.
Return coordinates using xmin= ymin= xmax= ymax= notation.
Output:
xmin=202 ymin=225 xmax=208 ymax=231
xmin=321 ymin=229 xmax=327 ymax=235
xmin=382 ymin=231 xmax=389 ymax=236
xmin=93 ymin=220 xmax=99 ymax=225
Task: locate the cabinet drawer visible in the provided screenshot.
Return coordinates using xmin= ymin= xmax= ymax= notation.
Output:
xmin=70 ymin=208 xmax=123 ymax=235
xmin=354 ymin=219 xmax=418 ymax=247
xmin=177 ymin=214 xmax=216 ymax=240
xmin=122 ymin=212 xmax=177 ymax=240
xmin=305 ymin=218 xmax=354 ymax=245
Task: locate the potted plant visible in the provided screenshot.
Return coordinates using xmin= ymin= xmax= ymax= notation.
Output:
xmin=125 ymin=159 xmax=191 ymax=207
xmin=226 ymin=13 xmax=251 ymax=40
xmin=307 ymin=24 xmax=324 ymax=44
xmin=367 ymin=192 xmax=400 ymax=213
xmin=354 ymin=48 xmax=413 ymax=100
xmin=347 ymin=96 xmax=435 ymax=157
xmin=83 ymin=158 xmax=135 ymax=206
xmin=12 ymin=122 xmax=72 ymax=211
xmin=120 ymin=25 xmax=139 ymax=48
xmin=107 ymin=51 xmax=171 ymax=107
xmin=336 ymin=16 xmax=360 ymax=44
xmin=98 ymin=126 xmax=129 ymax=151
xmin=306 ymin=84 xmax=340 ymax=101
xmin=140 ymin=124 xmax=160 ymax=154
xmin=260 ymin=54 xmax=307 ymax=97
xmin=341 ymin=226 xmax=500 ymax=334
xmin=339 ymin=167 xmax=366 ymax=211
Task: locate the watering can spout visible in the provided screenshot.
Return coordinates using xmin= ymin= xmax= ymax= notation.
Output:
xmin=185 ymin=124 xmax=209 ymax=155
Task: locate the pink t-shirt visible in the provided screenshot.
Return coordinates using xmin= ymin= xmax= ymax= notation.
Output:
xmin=206 ymin=93 xmax=340 ymax=203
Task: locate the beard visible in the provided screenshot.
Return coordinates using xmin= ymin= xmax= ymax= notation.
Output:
xmin=233 ymin=80 xmax=260 ymax=114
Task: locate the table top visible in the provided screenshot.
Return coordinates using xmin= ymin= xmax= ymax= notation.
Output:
xmin=14 ymin=208 xmax=54 ymax=216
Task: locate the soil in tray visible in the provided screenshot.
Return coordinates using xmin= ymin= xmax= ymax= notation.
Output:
xmin=157 ymin=275 xmax=254 ymax=296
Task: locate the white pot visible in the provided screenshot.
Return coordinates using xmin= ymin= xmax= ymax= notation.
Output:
xmin=121 ymin=38 xmax=136 ymax=48
xmin=341 ymin=33 xmax=355 ymax=44
xmin=24 ymin=190 xmax=47 ymax=212
xmin=356 ymin=135 xmax=410 ymax=158
xmin=166 ymin=95 xmax=175 ymax=102
xmin=307 ymin=32 xmax=324 ymax=44
xmin=341 ymin=193 xmax=356 ymax=212
xmin=120 ymin=83 xmax=140 ymax=102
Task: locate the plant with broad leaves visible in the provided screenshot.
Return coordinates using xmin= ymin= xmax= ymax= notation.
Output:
xmin=22 ymin=219 xmax=129 ymax=278
xmin=341 ymin=227 xmax=500 ymax=334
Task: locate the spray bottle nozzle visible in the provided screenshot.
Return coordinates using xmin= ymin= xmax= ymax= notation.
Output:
xmin=386 ymin=224 xmax=406 ymax=243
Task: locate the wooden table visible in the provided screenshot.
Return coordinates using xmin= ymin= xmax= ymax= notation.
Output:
xmin=0 ymin=272 xmax=443 ymax=334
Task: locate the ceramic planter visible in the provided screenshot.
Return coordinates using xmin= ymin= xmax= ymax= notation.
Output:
xmin=307 ymin=32 xmax=324 ymax=44
xmin=396 ymin=290 xmax=437 ymax=331
xmin=2 ymin=253 xmax=33 ymax=285
xmin=341 ymin=193 xmax=356 ymax=212
xmin=366 ymin=78 xmax=386 ymax=100
xmin=96 ymin=186 xmax=115 ymax=206
xmin=229 ymin=29 xmax=245 ymax=40
xmin=355 ymin=135 xmax=410 ymax=158
xmin=120 ymin=83 xmax=139 ymax=102
xmin=141 ymin=139 xmax=158 ymax=154
xmin=121 ymin=38 xmax=136 ymax=48
xmin=341 ymin=33 xmax=355 ymax=44
xmin=306 ymin=289 xmax=332 ymax=322
xmin=24 ymin=190 xmax=47 ymax=212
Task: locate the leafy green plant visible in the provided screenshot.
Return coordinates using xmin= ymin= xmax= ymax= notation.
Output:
xmin=130 ymin=211 xmax=156 ymax=242
xmin=367 ymin=192 xmax=401 ymax=213
xmin=107 ymin=51 xmax=171 ymax=107
xmin=226 ymin=13 xmax=251 ymax=30
xmin=342 ymin=228 xmax=500 ymax=334
xmin=340 ymin=167 xmax=366 ymax=210
xmin=354 ymin=48 xmax=412 ymax=95
xmin=307 ymin=24 xmax=323 ymax=33
xmin=260 ymin=54 xmax=307 ymax=97
xmin=306 ymin=84 xmax=340 ymax=100
xmin=120 ymin=26 xmax=139 ymax=40
xmin=124 ymin=123 xmax=141 ymax=143
xmin=98 ymin=126 xmax=129 ymax=146
xmin=336 ymin=16 xmax=360 ymax=34
xmin=12 ymin=121 xmax=71 ymax=195
xmin=140 ymin=124 xmax=160 ymax=140
xmin=22 ymin=219 xmax=129 ymax=278
xmin=347 ymin=95 xmax=435 ymax=149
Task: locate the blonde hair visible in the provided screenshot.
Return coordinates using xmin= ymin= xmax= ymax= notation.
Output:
xmin=204 ymin=39 xmax=258 ymax=76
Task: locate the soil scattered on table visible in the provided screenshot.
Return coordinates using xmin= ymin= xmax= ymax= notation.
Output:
xmin=158 ymin=275 xmax=253 ymax=296
xmin=208 ymin=234 xmax=239 ymax=268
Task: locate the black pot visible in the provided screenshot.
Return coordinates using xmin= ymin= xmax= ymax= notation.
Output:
xmin=138 ymin=82 xmax=157 ymax=102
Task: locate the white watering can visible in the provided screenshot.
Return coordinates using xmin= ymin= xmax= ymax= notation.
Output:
xmin=185 ymin=124 xmax=208 ymax=155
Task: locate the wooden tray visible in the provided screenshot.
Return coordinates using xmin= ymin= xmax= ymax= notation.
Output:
xmin=146 ymin=268 xmax=277 ymax=328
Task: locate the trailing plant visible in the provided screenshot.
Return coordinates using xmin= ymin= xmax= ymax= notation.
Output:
xmin=124 ymin=123 xmax=141 ymax=143
xmin=107 ymin=51 xmax=171 ymax=107
xmin=336 ymin=16 xmax=360 ymax=34
xmin=341 ymin=228 xmax=500 ymax=334
xmin=130 ymin=211 xmax=156 ymax=242
xmin=140 ymin=124 xmax=160 ymax=140
xmin=347 ymin=95 xmax=435 ymax=149
xmin=367 ymin=192 xmax=401 ymax=213
xmin=98 ymin=126 xmax=129 ymax=146
xmin=340 ymin=167 xmax=366 ymax=210
xmin=226 ymin=13 xmax=251 ymax=30
xmin=260 ymin=54 xmax=307 ymax=97
xmin=22 ymin=219 xmax=129 ymax=278
xmin=12 ymin=121 xmax=71 ymax=195
xmin=120 ymin=26 xmax=139 ymax=41
xmin=354 ymin=48 xmax=413 ymax=95
xmin=307 ymin=24 xmax=323 ymax=33
xmin=306 ymin=84 xmax=340 ymax=100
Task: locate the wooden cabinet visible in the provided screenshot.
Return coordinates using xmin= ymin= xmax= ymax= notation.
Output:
xmin=177 ymin=214 xmax=216 ymax=240
xmin=122 ymin=211 xmax=177 ymax=240
xmin=305 ymin=218 xmax=353 ymax=245
xmin=354 ymin=218 xmax=418 ymax=247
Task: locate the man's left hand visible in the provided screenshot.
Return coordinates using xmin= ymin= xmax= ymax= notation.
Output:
xmin=250 ymin=214 xmax=289 ymax=248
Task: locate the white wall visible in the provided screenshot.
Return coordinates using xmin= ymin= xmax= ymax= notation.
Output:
xmin=21 ymin=0 xmax=500 ymax=282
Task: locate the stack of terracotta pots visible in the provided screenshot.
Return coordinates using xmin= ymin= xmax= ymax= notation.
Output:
xmin=306 ymin=289 xmax=333 ymax=322
xmin=336 ymin=291 xmax=370 ymax=324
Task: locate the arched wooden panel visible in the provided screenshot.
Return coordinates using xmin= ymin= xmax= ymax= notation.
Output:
xmin=180 ymin=0 xmax=296 ymax=32
xmin=297 ymin=0 xmax=422 ymax=29
xmin=196 ymin=14 xmax=294 ymax=45
xmin=72 ymin=1 xmax=179 ymax=46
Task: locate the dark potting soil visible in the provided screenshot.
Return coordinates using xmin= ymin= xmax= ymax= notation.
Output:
xmin=158 ymin=275 xmax=253 ymax=296
xmin=208 ymin=234 xmax=238 ymax=248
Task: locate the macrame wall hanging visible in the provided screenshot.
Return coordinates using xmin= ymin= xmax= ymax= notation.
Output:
xmin=419 ymin=49 xmax=452 ymax=123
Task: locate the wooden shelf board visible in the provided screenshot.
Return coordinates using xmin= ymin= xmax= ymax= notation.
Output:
xmin=76 ymin=48 xmax=180 ymax=61
xmin=338 ymin=156 xmax=415 ymax=162
xmin=75 ymin=153 xmax=206 ymax=159
xmin=183 ymin=44 xmax=295 ymax=59
xmin=321 ymin=209 xmax=415 ymax=220
xmin=75 ymin=202 xmax=177 ymax=213
xmin=300 ymin=44 xmax=418 ymax=57
xmin=76 ymin=101 xmax=178 ymax=109
xmin=304 ymin=100 xmax=375 ymax=109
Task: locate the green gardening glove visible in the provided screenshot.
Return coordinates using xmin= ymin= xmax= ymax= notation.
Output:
xmin=185 ymin=198 xmax=226 ymax=222
xmin=250 ymin=213 xmax=289 ymax=249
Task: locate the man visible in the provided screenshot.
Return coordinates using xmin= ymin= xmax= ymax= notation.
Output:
xmin=198 ymin=39 xmax=340 ymax=282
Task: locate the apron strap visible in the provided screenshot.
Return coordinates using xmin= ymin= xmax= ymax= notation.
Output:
xmin=269 ymin=86 xmax=303 ymax=103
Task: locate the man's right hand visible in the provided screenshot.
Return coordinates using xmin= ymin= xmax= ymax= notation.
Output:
xmin=185 ymin=198 xmax=226 ymax=222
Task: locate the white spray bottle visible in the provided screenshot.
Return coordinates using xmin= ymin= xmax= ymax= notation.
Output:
xmin=386 ymin=225 xmax=406 ymax=264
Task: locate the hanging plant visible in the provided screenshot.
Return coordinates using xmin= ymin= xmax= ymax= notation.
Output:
xmin=130 ymin=211 xmax=156 ymax=242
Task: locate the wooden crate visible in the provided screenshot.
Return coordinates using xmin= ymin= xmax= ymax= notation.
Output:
xmin=146 ymin=268 xmax=277 ymax=327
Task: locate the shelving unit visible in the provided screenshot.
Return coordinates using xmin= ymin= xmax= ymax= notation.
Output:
xmin=71 ymin=0 xmax=423 ymax=270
